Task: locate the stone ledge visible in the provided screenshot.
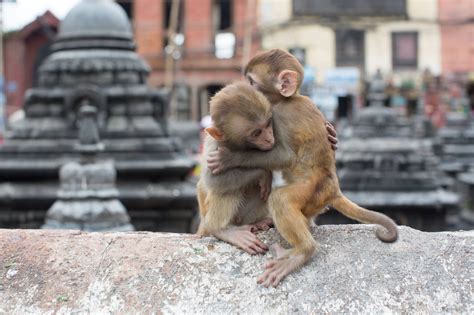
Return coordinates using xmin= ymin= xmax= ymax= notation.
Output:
xmin=0 ymin=225 xmax=472 ymax=314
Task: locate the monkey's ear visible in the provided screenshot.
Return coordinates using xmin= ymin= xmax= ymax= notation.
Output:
xmin=277 ymin=70 xmax=299 ymax=97
xmin=206 ymin=127 xmax=224 ymax=141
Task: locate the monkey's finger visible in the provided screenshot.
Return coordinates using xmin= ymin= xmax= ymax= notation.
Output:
xmin=248 ymin=243 xmax=266 ymax=254
xmin=271 ymin=272 xmax=285 ymax=288
xmin=260 ymin=186 xmax=269 ymax=201
xmin=264 ymin=260 xmax=276 ymax=269
xmin=331 ymin=143 xmax=338 ymax=151
xmin=251 ymin=223 xmax=262 ymax=233
xmin=207 ymin=162 xmax=217 ymax=171
xmin=239 ymin=241 xmax=258 ymax=255
xmin=257 ymin=223 xmax=271 ymax=231
xmin=255 ymin=239 xmax=269 ymax=251
xmin=243 ymin=235 xmax=268 ymax=253
xmin=206 ymin=158 xmax=218 ymax=167
xmin=245 ymin=233 xmax=269 ymax=250
xmin=243 ymin=247 xmax=258 ymax=255
xmin=263 ymin=272 xmax=279 ymax=288
xmin=251 ymin=240 xmax=268 ymax=252
xmin=328 ymin=135 xmax=338 ymax=145
xmin=239 ymin=224 xmax=253 ymax=232
xmin=262 ymin=185 xmax=271 ymax=201
xmin=211 ymin=167 xmax=224 ymax=175
xmin=325 ymin=122 xmax=337 ymax=137
xmin=257 ymin=269 xmax=273 ymax=285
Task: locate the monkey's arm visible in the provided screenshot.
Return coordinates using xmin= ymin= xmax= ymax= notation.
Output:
xmin=208 ymin=126 xmax=295 ymax=174
xmin=203 ymin=167 xmax=270 ymax=194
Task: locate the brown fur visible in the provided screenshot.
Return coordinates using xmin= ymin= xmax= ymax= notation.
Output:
xmin=208 ymin=49 xmax=398 ymax=287
xmin=197 ymin=83 xmax=275 ymax=255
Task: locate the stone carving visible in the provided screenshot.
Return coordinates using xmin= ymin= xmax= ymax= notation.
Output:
xmin=43 ymin=104 xmax=134 ymax=231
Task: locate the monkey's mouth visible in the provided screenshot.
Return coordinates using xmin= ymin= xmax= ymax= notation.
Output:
xmin=261 ymin=143 xmax=274 ymax=151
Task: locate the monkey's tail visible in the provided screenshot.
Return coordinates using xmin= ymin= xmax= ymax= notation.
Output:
xmin=330 ymin=195 xmax=398 ymax=243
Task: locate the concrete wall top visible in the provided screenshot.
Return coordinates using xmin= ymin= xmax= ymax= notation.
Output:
xmin=0 ymin=225 xmax=472 ymax=313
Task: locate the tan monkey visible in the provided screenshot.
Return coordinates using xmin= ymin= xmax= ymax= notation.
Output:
xmin=197 ymin=82 xmax=276 ymax=255
xmin=208 ymin=49 xmax=398 ymax=287
xmin=197 ymin=81 xmax=338 ymax=253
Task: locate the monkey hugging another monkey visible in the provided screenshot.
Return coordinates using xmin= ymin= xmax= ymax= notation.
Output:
xmin=198 ymin=49 xmax=398 ymax=288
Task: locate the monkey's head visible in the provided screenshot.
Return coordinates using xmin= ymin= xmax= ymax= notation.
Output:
xmin=206 ymin=82 xmax=275 ymax=151
xmin=244 ymin=49 xmax=304 ymax=102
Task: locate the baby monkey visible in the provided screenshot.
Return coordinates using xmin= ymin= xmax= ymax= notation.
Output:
xmin=208 ymin=49 xmax=398 ymax=287
xmin=197 ymin=82 xmax=275 ymax=255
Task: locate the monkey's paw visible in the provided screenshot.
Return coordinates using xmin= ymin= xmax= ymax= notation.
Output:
xmin=207 ymin=147 xmax=232 ymax=174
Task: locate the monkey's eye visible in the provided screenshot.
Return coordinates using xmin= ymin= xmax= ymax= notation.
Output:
xmin=248 ymin=76 xmax=255 ymax=86
xmin=252 ymin=129 xmax=262 ymax=137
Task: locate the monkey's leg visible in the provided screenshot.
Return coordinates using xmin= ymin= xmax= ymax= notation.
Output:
xmin=258 ymin=183 xmax=317 ymax=287
xmin=270 ymin=243 xmax=291 ymax=259
xmin=196 ymin=181 xmax=209 ymax=235
xmin=237 ymin=194 xmax=273 ymax=232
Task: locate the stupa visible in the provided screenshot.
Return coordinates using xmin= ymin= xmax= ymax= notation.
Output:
xmin=0 ymin=0 xmax=197 ymax=232
xmin=324 ymin=73 xmax=459 ymax=231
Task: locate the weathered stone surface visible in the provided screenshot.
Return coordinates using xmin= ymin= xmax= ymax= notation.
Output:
xmin=0 ymin=225 xmax=472 ymax=313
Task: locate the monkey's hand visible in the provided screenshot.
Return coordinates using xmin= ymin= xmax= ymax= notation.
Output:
xmin=259 ymin=171 xmax=273 ymax=201
xmin=207 ymin=147 xmax=233 ymax=174
xmin=252 ymin=217 xmax=274 ymax=232
xmin=326 ymin=122 xmax=338 ymax=150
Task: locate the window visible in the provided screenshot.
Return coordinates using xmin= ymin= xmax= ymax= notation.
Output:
xmin=289 ymin=47 xmax=306 ymax=65
xmin=336 ymin=29 xmax=365 ymax=68
xmin=213 ymin=0 xmax=232 ymax=31
xmin=392 ymin=32 xmax=418 ymax=69
xmin=293 ymin=0 xmax=406 ymax=17
xmin=213 ymin=0 xmax=234 ymax=59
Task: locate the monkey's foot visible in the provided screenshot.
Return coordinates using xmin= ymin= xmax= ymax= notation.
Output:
xmin=251 ymin=218 xmax=274 ymax=233
xmin=257 ymin=253 xmax=307 ymax=288
xmin=270 ymin=243 xmax=290 ymax=259
xmin=215 ymin=227 xmax=268 ymax=255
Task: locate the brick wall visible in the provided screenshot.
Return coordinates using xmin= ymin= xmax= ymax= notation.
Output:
xmin=439 ymin=0 xmax=474 ymax=73
xmin=4 ymin=36 xmax=25 ymax=116
xmin=3 ymin=12 xmax=58 ymax=117
xmin=133 ymin=0 xmax=261 ymax=120
xmin=134 ymin=0 xmax=164 ymax=58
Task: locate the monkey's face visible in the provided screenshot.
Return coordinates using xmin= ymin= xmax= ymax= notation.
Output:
xmin=242 ymin=117 xmax=275 ymax=151
xmin=222 ymin=113 xmax=275 ymax=151
xmin=246 ymin=67 xmax=279 ymax=101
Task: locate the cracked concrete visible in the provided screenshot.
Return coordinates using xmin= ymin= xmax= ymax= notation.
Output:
xmin=0 ymin=225 xmax=472 ymax=314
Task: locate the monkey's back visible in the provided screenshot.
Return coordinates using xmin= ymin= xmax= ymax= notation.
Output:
xmin=274 ymin=95 xmax=336 ymax=177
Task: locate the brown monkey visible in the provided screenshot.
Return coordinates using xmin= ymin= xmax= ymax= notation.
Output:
xmin=197 ymin=82 xmax=276 ymax=255
xmin=208 ymin=49 xmax=398 ymax=287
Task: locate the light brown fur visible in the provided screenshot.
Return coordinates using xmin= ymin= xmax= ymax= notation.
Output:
xmin=197 ymin=83 xmax=275 ymax=255
xmin=208 ymin=49 xmax=398 ymax=287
